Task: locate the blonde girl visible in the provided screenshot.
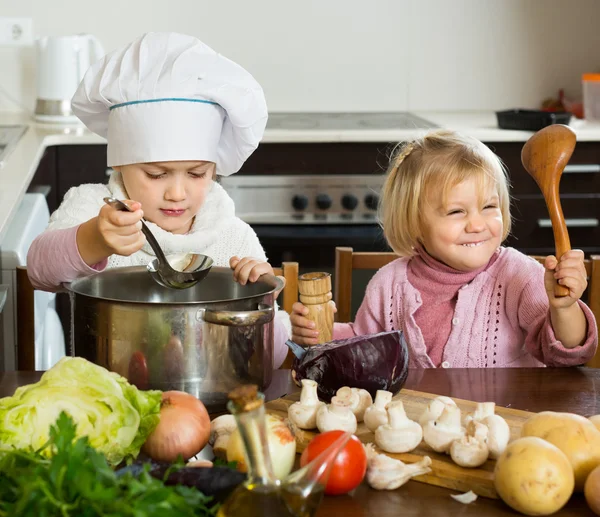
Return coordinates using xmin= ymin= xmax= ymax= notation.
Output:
xmin=291 ymin=130 xmax=597 ymax=368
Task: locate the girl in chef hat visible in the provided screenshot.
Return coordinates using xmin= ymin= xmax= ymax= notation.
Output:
xmin=27 ymin=32 xmax=292 ymax=368
xmin=291 ymin=129 xmax=597 ymax=368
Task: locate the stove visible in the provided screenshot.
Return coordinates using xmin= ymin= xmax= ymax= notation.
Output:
xmin=266 ymin=112 xmax=437 ymax=131
xmin=222 ymin=173 xmax=383 ymax=225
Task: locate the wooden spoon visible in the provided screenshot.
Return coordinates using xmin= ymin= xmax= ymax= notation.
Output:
xmin=521 ymin=124 xmax=576 ymax=297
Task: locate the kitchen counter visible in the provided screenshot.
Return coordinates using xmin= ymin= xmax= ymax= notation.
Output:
xmin=1 ymin=366 xmax=598 ymax=516
xmin=2 ymin=109 xmax=600 ymax=240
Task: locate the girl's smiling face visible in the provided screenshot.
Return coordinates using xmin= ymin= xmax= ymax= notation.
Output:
xmin=115 ymin=160 xmax=215 ymax=234
xmin=419 ymin=178 xmax=504 ymax=271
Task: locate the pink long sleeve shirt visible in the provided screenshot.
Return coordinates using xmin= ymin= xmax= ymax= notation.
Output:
xmin=333 ymin=247 xmax=597 ymax=368
xmin=27 ymin=226 xmax=291 ymax=369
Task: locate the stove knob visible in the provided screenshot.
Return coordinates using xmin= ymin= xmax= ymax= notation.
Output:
xmin=365 ymin=193 xmax=379 ymax=211
xmin=341 ymin=194 xmax=358 ymax=211
xmin=316 ymin=193 xmax=332 ymax=210
xmin=292 ymin=194 xmax=309 ymax=210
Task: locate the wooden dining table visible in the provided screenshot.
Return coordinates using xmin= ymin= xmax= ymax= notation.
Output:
xmin=1 ymin=366 xmax=599 ymax=516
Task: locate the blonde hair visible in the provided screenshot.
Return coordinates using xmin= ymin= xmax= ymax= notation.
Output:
xmin=379 ymin=129 xmax=511 ymax=256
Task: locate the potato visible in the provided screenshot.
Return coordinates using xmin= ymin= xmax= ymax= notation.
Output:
xmin=590 ymin=415 xmax=600 ymax=432
xmin=585 ymin=465 xmax=600 ymax=515
xmin=494 ymin=437 xmax=574 ymax=516
xmin=521 ymin=411 xmax=600 ymax=491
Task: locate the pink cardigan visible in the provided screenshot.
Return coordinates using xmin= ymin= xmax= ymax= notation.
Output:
xmin=333 ymin=247 xmax=598 ymax=368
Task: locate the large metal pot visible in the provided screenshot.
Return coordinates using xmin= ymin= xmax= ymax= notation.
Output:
xmin=65 ymin=266 xmax=283 ymax=411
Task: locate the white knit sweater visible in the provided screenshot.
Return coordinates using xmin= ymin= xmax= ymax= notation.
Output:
xmin=48 ymin=171 xmax=267 ymax=269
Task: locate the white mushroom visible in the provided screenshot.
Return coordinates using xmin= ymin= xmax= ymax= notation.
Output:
xmin=316 ymin=395 xmax=358 ymax=434
xmin=422 ymin=403 xmax=464 ymax=453
xmin=364 ymin=443 xmax=432 ymax=490
xmin=481 ymin=414 xmax=510 ymax=459
xmin=335 ymin=387 xmax=373 ymax=423
xmin=463 ymin=402 xmax=495 ymax=426
xmin=419 ymin=396 xmax=457 ymax=427
xmin=374 ymin=401 xmax=423 ymax=453
xmin=364 ymin=390 xmax=393 ymax=432
xmin=209 ymin=415 xmax=237 ymax=459
xmin=288 ymin=379 xmax=325 ymax=430
xmin=449 ymin=421 xmax=489 ymax=468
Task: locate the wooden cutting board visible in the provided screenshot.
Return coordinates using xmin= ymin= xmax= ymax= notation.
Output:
xmin=265 ymin=389 xmax=536 ymax=499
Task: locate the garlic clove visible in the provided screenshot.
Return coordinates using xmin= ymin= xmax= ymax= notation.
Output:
xmin=364 ymin=443 xmax=432 ymax=490
xmin=450 ymin=491 xmax=478 ymax=504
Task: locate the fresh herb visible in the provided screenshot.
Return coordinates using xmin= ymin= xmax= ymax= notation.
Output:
xmin=0 ymin=412 xmax=217 ymax=516
xmin=212 ymin=457 xmax=238 ymax=470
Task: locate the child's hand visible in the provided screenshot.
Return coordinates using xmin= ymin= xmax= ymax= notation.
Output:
xmin=544 ymin=250 xmax=588 ymax=308
xmin=97 ymin=200 xmax=145 ymax=256
xmin=229 ymin=256 xmax=285 ymax=296
xmin=290 ymin=301 xmax=337 ymax=346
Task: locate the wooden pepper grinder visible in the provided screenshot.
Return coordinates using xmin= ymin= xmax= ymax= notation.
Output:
xmin=298 ymin=272 xmax=335 ymax=344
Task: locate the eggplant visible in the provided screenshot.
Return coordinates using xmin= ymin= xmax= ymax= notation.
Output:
xmin=116 ymin=460 xmax=246 ymax=503
xmin=287 ymin=330 xmax=409 ymax=401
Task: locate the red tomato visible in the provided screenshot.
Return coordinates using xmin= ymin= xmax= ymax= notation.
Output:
xmin=300 ymin=430 xmax=367 ymax=496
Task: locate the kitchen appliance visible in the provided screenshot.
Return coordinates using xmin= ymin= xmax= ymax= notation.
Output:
xmin=0 ymin=193 xmax=65 ymax=371
xmin=66 ymin=267 xmax=283 ymax=412
xmin=34 ymin=34 xmax=105 ymax=124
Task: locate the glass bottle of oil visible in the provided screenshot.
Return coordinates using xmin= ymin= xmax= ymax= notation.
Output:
xmin=217 ymin=385 xmax=350 ymax=517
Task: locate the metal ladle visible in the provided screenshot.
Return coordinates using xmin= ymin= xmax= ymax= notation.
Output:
xmin=103 ymin=197 xmax=213 ymax=289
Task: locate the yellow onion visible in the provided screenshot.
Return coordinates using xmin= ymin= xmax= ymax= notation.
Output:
xmin=142 ymin=391 xmax=210 ymax=462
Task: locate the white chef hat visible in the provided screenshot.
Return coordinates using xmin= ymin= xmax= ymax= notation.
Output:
xmin=71 ymin=32 xmax=267 ymax=176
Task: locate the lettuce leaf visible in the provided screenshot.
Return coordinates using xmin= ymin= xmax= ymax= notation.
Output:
xmin=0 ymin=357 xmax=162 ymax=466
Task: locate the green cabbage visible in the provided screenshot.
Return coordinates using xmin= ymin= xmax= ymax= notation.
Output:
xmin=0 ymin=357 xmax=162 ymax=466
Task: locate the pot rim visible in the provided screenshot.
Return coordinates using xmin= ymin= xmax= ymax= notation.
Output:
xmin=63 ymin=265 xmax=284 ymax=305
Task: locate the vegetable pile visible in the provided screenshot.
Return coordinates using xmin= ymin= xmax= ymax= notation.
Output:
xmin=0 ymin=412 xmax=217 ymax=516
xmin=0 ymin=357 xmax=162 ymax=466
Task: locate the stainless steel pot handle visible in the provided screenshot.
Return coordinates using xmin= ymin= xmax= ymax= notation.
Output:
xmin=197 ymin=303 xmax=275 ymax=327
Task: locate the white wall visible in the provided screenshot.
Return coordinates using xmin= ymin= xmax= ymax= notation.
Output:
xmin=0 ymin=0 xmax=599 ymax=113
